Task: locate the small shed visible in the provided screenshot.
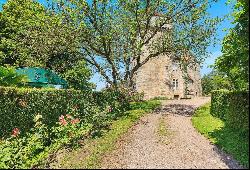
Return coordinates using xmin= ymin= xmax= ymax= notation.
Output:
xmin=16 ymin=67 xmax=67 ymax=89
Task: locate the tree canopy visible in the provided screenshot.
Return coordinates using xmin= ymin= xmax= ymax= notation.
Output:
xmin=0 ymin=0 xmax=222 ymax=90
xmin=214 ymin=0 xmax=249 ymax=90
xmin=201 ymin=70 xmax=231 ymax=95
xmin=0 ymin=0 xmax=93 ymax=90
xmin=0 ymin=65 xmax=28 ymax=87
xmin=48 ymin=0 xmax=221 ymax=88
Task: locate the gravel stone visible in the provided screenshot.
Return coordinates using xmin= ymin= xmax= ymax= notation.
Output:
xmin=101 ymin=97 xmax=244 ymax=169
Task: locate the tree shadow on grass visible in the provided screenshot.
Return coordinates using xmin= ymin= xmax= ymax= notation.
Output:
xmin=208 ymin=126 xmax=249 ymax=169
xmin=155 ymin=104 xmax=197 ymax=117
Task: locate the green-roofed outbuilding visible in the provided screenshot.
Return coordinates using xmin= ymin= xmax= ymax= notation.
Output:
xmin=16 ymin=67 xmax=67 ymax=89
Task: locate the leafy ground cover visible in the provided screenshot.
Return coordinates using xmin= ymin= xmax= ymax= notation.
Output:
xmin=0 ymin=98 xmax=161 ymax=169
xmin=192 ymin=103 xmax=249 ymax=168
xmin=45 ymin=100 xmax=161 ymax=169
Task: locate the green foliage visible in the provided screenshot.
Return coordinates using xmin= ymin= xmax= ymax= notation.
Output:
xmin=0 ymin=87 xmax=161 ymax=169
xmin=0 ymin=113 xmax=93 ymax=169
xmin=0 ymin=86 xmax=98 ymax=138
xmin=192 ymin=103 xmax=224 ymax=142
xmin=47 ymin=0 xmax=221 ymax=87
xmin=129 ymin=100 xmax=161 ymax=111
xmin=211 ymin=90 xmax=249 ymax=133
xmin=214 ymin=0 xmax=249 ymax=90
xmin=201 ymin=70 xmax=231 ymax=95
xmin=210 ymin=90 xmax=230 ymax=120
xmin=0 ymin=0 xmax=48 ymax=66
xmin=0 ymin=66 xmax=28 ymax=87
xmin=127 ymin=92 xmax=145 ymax=102
xmin=92 ymin=89 xmax=130 ymax=120
xmin=62 ymin=60 xmax=95 ymax=91
xmin=192 ymin=103 xmax=249 ymax=168
xmin=0 ymin=0 xmax=86 ymax=78
xmin=54 ymin=100 xmax=161 ymax=169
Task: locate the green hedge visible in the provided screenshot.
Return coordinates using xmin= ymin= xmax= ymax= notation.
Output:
xmin=211 ymin=90 xmax=249 ymax=133
xmin=210 ymin=90 xmax=230 ymax=120
xmin=92 ymin=89 xmax=130 ymax=119
xmin=0 ymin=86 xmax=98 ymax=138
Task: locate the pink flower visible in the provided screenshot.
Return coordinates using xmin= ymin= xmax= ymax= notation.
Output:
xmin=59 ymin=115 xmax=65 ymax=121
xmin=66 ymin=114 xmax=73 ymax=119
xmin=11 ymin=128 xmax=20 ymax=137
xmin=59 ymin=115 xmax=67 ymax=126
xmin=107 ymin=106 xmax=112 ymax=112
xmin=60 ymin=119 xmax=68 ymax=126
xmin=71 ymin=118 xmax=80 ymax=125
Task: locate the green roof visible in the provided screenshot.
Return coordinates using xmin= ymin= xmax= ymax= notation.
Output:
xmin=16 ymin=67 xmax=67 ymax=85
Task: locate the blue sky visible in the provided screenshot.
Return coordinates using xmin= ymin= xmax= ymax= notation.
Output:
xmin=0 ymin=0 xmax=235 ymax=90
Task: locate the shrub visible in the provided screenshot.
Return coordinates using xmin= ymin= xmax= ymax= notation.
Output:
xmin=210 ymin=89 xmax=230 ymax=120
xmin=92 ymin=89 xmax=130 ymax=119
xmin=0 ymin=113 xmax=92 ymax=169
xmin=211 ymin=90 xmax=249 ymax=133
xmin=128 ymin=92 xmax=144 ymax=102
xmin=0 ymin=86 xmax=98 ymax=138
xmin=0 ymin=66 xmax=28 ymax=87
xmin=0 ymin=97 xmax=161 ymax=169
xmin=129 ymin=100 xmax=161 ymax=111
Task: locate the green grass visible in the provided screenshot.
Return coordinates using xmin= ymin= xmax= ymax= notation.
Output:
xmin=130 ymin=99 xmax=161 ymax=110
xmin=157 ymin=118 xmax=168 ymax=137
xmin=192 ymin=103 xmax=249 ymax=168
xmin=156 ymin=117 xmax=172 ymax=145
xmin=53 ymin=100 xmax=161 ymax=169
xmin=82 ymin=109 xmax=147 ymax=169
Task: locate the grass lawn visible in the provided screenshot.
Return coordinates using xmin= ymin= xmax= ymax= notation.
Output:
xmin=192 ymin=103 xmax=249 ymax=168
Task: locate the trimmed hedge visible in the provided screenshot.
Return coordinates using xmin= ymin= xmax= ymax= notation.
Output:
xmin=210 ymin=89 xmax=230 ymax=120
xmin=211 ymin=90 xmax=249 ymax=133
xmin=92 ymin=90 xmax=130 ymax=119
xmin=0 ymin=87 xmax=98 ymax=138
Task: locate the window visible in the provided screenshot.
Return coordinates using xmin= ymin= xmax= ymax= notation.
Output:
xmin=188 ymin=79 xmax=194 ymax=85
xmin=172 ymin=63 xmax=178 ymax=71
xmin=172 ymin=79 xmax=178 ymax=90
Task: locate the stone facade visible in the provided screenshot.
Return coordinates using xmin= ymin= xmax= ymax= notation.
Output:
xmin=134 ymin=16 xmax=202 ymax=100
xmin=134 ymin=55 xmax=202 ymax=100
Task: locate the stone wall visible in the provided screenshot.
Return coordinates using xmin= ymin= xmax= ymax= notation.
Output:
xmin=134 ymin=55 xmax=202 ymax=100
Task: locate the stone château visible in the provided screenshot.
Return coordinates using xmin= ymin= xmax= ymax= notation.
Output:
xmin=134 ymin=15 xmax=202 ymax=100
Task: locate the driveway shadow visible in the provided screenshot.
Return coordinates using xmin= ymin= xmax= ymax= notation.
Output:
xmin=155 ymin=104 xmax=197 ymax=117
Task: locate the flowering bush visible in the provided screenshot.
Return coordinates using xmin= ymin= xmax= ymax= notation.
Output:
xmin=0 ymin=86 xmax=141 ymax=168
xmin=0 ymin=87 xmax=98 ymax=138
xmin=11 ymin=128 xmax=20 ymax=137
xmin=0 ymin=114 xmax=92 ymax=169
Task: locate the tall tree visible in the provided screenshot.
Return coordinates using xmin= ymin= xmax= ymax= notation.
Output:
xmin=201 ymin=70 xmax=231 ymax=95
xmin=214 ymin=0 xmax=249 ymax=90
xmin=51 ymin=0 xmax=221 ymax=89
xmin=0 ymin=0 xmax=93 ymax=90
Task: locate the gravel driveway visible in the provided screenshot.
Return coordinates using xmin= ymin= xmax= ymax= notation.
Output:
xmin=101 ymin=97 xmax=243 ymax=169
